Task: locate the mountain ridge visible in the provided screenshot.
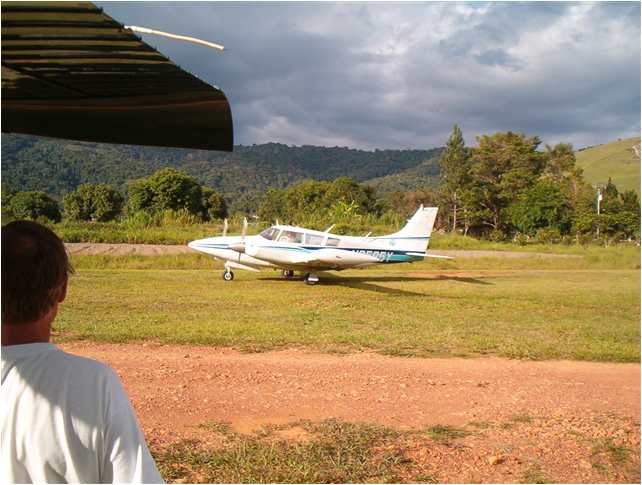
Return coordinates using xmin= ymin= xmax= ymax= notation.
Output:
xmin=1 ymin=134 xmax=443 ymax=211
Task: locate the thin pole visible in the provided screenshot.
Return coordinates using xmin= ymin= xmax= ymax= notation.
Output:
xmin=125 ymin=25 xmax=225 ymax=51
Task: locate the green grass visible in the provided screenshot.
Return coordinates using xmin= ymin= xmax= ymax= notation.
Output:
xmin=520 ymin=464 xmax=551 ymax=484
xmin=510 ymin=413 xmax=534 ymax=424
xmin=424 ymin=425 xmax=469 ymax=443
xmin=153 ymin=419 xmax=408 ymax=483
xmin=576 ymin=136 xmax=641 ymax=194
xmin=591 ymin=438 xmax=633 ymax=465
xmin=55 ymin=248 xmax=641 ymax=362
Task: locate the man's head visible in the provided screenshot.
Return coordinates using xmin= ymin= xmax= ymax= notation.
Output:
xmin=2 ymin=221 xmax=73 ymax=329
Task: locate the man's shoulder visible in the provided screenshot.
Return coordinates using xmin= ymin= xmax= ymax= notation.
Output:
xmin=52 ymin=346 xmax=116 ymax=374
xmin=3 ymin=343 xmax=119 ymax=385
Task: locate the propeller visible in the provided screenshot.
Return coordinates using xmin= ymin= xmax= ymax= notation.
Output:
xmin=229 ymin=217 xmax=248 ymax=254
xmin=222 ymin=218 xmax=228 ymax=237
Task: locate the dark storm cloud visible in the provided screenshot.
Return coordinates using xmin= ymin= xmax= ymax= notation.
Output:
xmin=98 ymin=1 xmax=640 ymax=150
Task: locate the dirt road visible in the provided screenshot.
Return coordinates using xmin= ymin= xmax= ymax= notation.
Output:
xmin=60 ymin=342 xmax=640 ymax=483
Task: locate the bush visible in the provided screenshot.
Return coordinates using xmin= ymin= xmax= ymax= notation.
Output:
xmin=6 ymin=191 xmax=61 ymax=222
xmin=201 ymin=187 xmax=227 ymax=220
xmin=514 ymin=233 xmax=529 ymax=246
xmin=161 ymin=209 xmax=201 ymax=227
xmin=63 ymin=183 xmax=123 ymax=222
xmin=536 ymin=227 xmax=561 ymax=244
xmin=121 ymin=210 xmax=159 ymax=230
xmin=489 ymin=229 xmax=505 ymax=242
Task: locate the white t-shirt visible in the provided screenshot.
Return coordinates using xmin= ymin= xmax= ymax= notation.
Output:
xmin=1 ymin=343 xmax=164 ymax=484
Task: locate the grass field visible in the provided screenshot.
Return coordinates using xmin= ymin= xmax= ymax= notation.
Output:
xmin=576 ymin=136 xmax=641 ymax=194
xmin=55 ymin=247 xmax=640 ymax=362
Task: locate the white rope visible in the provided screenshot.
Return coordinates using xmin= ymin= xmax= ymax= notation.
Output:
xmin=125 ymin=25 xmax=224 ymax=51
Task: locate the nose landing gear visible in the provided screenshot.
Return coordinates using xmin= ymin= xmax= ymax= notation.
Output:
xmin=222 ymin=269 xmax=234 ymax=281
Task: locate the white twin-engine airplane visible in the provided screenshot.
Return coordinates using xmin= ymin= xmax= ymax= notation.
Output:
xmin=188 ymin=206 xmax=450 ymax=285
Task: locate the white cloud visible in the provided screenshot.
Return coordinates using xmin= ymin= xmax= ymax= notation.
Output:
xmin=99 ymin=1 xmax=640 ymax=150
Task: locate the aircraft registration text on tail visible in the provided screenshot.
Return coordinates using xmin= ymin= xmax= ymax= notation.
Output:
xmin=188 ymin=205 xmax=450 ymax=285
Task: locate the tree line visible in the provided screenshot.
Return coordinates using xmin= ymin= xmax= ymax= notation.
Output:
xmin=2 ymin=127 xmax=639 ymax=244
xmin=2 ymin=168 xmax=227 ymax=224
xmin=435 ymin=126 xmax=640 ymax=243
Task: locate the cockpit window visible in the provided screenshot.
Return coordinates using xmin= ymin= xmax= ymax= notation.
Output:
xmin=277 ymin=230 xmax=303 ymax=244
xmin=306 ymin=234 xmax=324 ymax=245
xmin=260 ymin=227 xmax=279 ymax=240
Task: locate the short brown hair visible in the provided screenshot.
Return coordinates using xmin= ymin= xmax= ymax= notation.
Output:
xmin=2 ymin=220 xmax=74 ymax=324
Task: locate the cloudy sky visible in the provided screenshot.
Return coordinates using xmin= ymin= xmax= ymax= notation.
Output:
xmin=99 ymin=1 xmax=640 ymax=150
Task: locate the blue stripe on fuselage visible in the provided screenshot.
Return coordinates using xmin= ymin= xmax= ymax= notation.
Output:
xmin=190 ymin=242 xmax=425 ymax=263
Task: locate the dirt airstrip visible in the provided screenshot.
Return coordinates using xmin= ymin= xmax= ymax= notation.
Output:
xmin=60 ymin=341 xmax=640 ymax=483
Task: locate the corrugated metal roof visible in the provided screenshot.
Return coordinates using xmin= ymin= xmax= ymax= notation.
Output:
xmin=1 ymin=1 xmax=233 ymax=151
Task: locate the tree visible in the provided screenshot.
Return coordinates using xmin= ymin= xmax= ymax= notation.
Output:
xmin=621 ymin=190 xmax=640 ymax=214
xmin=507 ymin=182 xmax=572 ymax=236
xmin=125 ymin=179 xmax=154 ymax=214
xmin=126 ymin=168 xmax=203 ymax=216
xmin=600 ymin=178 xmax=623 ymax=214
xmin=541 ymin=143 xmax=576 ymax=183
xmin=147 ymin=168 xmax=202 ymax=214
xmin=7 ymin=191 xmax=61 ymax=222
xmin=573 ymin=180 xmax=640 ymax=241
xmin=63 ymin=184 xmax=123 ymax=222
xmin=258 ymin=188 xmax=286 ymax=223
xmin=469 ymin=132 xmax=545 ymax=235
xmin=323 ymin=177 xmax=376 ymax=213
xmin=256 ymin=177 xmax=379 ymax=226
xmin=201 ymin=187 xmax=227 ymax=220
xmin=439 ymin=124 xmax=472 ymax=232
xmin=2 ymin=184 xmax=17 ymax=221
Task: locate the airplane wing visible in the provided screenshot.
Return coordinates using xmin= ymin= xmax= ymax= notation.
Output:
xmin=1 ymin=1 xmax=233 ymax=151
xmin=246 ymin=246 xmax=380 ymax=268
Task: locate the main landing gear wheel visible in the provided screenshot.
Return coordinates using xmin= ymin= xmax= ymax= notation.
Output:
xmin=222 ymin=270 xmax=234 ymax=281
xmin=304 ymin=273 xmax=319 ymax=285
xmin=282 ymin=269 xmax=295 ymax=279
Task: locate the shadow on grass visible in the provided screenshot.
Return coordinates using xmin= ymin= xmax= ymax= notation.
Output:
xmin=260 ymin=273 xmax=491 ymax=297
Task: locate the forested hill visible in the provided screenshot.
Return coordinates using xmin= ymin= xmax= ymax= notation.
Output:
xmin=1 ymin=134 xmax=443 ymax=210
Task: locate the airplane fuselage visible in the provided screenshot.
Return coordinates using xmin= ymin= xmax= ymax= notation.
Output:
xmin=189 ymin=231 xmax=426 ymax=271
xmin=188 ymin=206 xmax=440 ymax=283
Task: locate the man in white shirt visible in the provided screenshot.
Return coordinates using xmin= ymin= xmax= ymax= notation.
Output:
xmin=1 ymin=220 xmax=164 ymax=484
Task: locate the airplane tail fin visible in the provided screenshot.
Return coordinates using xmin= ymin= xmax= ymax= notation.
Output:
xmin=387 ymin=206 xmax=439 ymax=252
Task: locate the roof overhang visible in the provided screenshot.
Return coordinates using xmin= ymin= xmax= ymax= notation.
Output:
xmin=1 ymin=1 xmax=233 ymax=151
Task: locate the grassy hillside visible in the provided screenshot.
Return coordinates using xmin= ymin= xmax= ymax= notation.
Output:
xmin=576 ymin=136 xmax=640 ymax=193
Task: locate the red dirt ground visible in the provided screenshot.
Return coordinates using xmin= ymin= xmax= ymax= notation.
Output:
xmin=60 ymin=342 xmax=641 ymax=483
